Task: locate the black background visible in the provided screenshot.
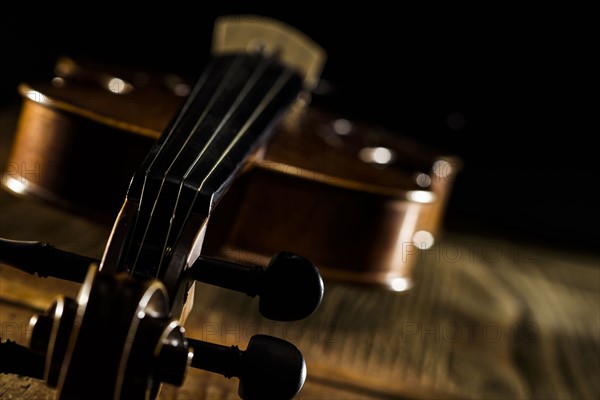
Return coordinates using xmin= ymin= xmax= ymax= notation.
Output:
xmin=1 ymin=5 xmax=596 ymax=254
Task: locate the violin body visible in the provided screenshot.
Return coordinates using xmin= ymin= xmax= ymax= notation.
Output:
xmin=3 ymin=56 xmax=459 ymax=288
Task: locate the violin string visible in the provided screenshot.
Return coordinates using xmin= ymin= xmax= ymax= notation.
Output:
xmin=119 ymin=62 xmax=215 ymax=271
xmin=123 ymin=65 xmax=209 ymax=274
xmin=154 ymin=57 xmax=272 ymax=275
xmin=128 ymin=56 xmax=245 ymax=276
xmin=120 ymin=66 xmax=211 ymax=275
xmin=165 ymin=67 xmax=294 ymax=277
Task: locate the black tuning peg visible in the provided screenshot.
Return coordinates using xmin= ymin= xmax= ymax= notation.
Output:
xmin=188 ymin=334 xmax=305 ymax=400
xmin=190 ymin=252 xmax=324 ymax=321
xmin=0 ymin=238 xmax=324 ymax=321
xmin=0 ymin=238 xmax=93 ymax=283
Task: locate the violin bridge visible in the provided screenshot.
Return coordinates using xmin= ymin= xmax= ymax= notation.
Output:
xmin=212 ymin=15 xmax=326 ymax=92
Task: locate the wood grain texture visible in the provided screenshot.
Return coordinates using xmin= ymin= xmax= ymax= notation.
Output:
xmin=1 ymin=105 xmax=599 ymax=399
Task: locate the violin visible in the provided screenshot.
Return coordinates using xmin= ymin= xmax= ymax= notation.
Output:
xmin=0 ymin=14 xmax=460 ymax=400
xmin=1 ymin=15 xmax=327 ymax=399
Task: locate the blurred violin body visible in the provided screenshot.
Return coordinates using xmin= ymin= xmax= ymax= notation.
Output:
xmin=4 ymin=56 xmax=459 ymax=289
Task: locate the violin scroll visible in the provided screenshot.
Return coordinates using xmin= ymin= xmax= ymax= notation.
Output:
xmin=0 ymin=238 xmax=320 ymax=399
xmin=22 ymin=265 xmax=310 ymax=400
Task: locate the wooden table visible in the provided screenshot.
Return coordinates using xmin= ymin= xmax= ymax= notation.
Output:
xmin=1 ymin=104 xmax=599 ymax=399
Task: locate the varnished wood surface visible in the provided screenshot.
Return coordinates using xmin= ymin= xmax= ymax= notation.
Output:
xmin=1 ymin=104 xmax=599 ymax=399
xmin=7 ymin=66 xmax=459 ymax=287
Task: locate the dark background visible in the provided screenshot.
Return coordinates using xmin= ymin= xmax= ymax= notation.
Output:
xmin=1 ymin=5 xmax=596 ymax=254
